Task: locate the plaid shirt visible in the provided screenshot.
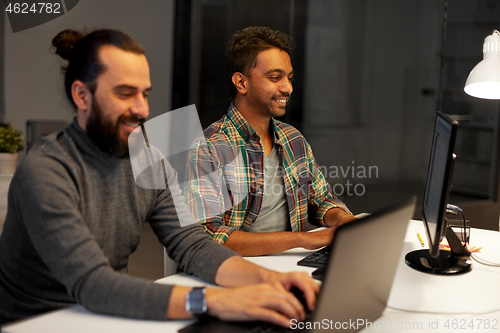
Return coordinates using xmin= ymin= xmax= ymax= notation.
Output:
xmin=184 ymin=103 xmax=351 ymax=244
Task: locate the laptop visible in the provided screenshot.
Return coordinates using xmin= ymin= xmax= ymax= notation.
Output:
xmin=179 ymin=197 xmax=416 ymax=333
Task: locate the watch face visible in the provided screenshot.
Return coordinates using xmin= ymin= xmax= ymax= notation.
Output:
xmin=186 ymin=287 xmax=207 ymax=314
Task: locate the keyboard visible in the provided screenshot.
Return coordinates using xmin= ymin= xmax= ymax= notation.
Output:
xmin=296 ymin=247 xmax=329 ymax=268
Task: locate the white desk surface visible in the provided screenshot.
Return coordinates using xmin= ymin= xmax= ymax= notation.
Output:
xmin=3 ymin=220 xmax=500 ymax=333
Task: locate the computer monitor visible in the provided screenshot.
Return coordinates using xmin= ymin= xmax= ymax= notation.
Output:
xmin=405 ymin=111 xmax=471 ymax=275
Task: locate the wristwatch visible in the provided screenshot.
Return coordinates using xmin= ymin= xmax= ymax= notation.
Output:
xmin=185 ymin=287 xmax=207 ymax=317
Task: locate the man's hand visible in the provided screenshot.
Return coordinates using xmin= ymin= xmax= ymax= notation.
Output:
xmin=206 ymin=282 xmax=305 ymax=328
xmin=299 ymin=228 xmax=335 ymax=250
xmin=168 ymin=271 xmax=318 ymax=328
xmin=209 ymin=270 xmax=318 ymax=328
xmin=323 ymin=207 xmax=358 ymax=229
xmin=167 ymin=257 xmax=320 ymax=327
xmin=263 ymin=271 xmax=320 ymax=312
xmin=298 ymin=208 xmax=358 ymax=250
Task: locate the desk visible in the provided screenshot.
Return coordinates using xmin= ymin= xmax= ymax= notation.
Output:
xmin=3 ymin=221 xmax=500 ymax=333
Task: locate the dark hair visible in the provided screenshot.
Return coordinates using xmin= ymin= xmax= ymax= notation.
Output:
xmin=225 ymin=26 xmax=294 ymax=98
xmin=51 ymin=29 xmax=145 ymax=108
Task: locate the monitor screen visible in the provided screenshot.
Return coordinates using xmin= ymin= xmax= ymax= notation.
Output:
xmin=405 ymin=111 xmax=471 ymax=275
xmin=422 ymin=111 xmax=457 ymax=257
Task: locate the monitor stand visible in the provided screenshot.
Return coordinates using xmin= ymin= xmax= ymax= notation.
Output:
xmin=405 ymin=227 xmax=472 ymax=275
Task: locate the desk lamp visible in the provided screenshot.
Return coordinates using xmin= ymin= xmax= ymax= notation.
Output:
xmin=464 ymin=30 xmax=500 ymax=99
xmin=462 ymin=30 xmax=500 ymax=268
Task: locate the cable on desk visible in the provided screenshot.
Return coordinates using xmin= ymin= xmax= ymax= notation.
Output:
xmin=385 ymin=305 xmax=500 ymax=315
xmin=460 ymin=210 xmax=467 ymax=245
xmin=448 ymin=209 xmax=500 ymax=267
xmin=471 ymin=254 xmax=500 ymax=267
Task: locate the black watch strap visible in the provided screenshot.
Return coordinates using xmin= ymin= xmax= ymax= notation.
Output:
xmin=185 ymin=287 xmax=207 ymax=317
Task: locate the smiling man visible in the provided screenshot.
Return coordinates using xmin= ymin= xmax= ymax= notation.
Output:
xmin=184 ymin=26 xmax=356 ymax=256
xmin=77 ymin=44 xmax=150 ymax=157
xmin=0 ymin=29 xmax=320 ymax=327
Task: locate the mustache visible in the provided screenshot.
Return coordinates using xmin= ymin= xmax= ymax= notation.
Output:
xmin=118 ymin=114 xmax=146 ymax=125
xmin=274 ymin=93 xmax=290 ymax=98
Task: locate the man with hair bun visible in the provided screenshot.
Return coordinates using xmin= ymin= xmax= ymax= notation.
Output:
xmin=185 ymin=26 xmax=356 ymax=256
xmin=0 ymin=28 xmax=318 ymax=327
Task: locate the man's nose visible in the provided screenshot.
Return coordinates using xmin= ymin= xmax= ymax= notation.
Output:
xmin=280 ymin=78 xmax=293 ymax=95
xmin=130 ymin=94 xmax=149 ymax=119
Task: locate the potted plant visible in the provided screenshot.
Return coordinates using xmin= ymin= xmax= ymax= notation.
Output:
xmin=0 ymin=124 xmax=24 ymax=174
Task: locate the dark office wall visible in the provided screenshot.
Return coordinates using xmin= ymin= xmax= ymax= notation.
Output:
xmin=2 ymin=0 xmax=174 ymax=137
xmin=304 ymin=0 xmax=443 ymax=181
xmin=300 ymin=0 xmax=445 ymax=213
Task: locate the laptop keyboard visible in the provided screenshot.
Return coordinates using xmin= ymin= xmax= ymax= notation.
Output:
xmin=178 ymin=315 xmax=310 ymax=333
xmin=178 ymin=288 xmax=311 ymax=333
xmin=297 ymin=247 xmax=329 ymax=268
xmin=242 ymin=322 xmax=297 ymax=333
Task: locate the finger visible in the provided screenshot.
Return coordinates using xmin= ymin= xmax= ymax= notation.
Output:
xmin=286 ymin=292 xmax=306 ymax=321
xmin=269 ymin=283 xmax=306 ymax=321
xmin=285 ymin=273 xmax=319 ymax=311
xmin=302 ymin=282 xmax=318 ymax=312
xmin=213 ymin=288 xmax=301 ymax=326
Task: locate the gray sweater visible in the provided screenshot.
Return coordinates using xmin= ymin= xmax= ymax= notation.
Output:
xmin=0 ymin=119 xmax=237 ymax=324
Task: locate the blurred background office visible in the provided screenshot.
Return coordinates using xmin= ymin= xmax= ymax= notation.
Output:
xmin=1 ymin=0 xmax=500 ymax=279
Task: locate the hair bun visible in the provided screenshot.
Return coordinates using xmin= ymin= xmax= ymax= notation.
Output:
xmin=51 ymin=29 xmax=85 ymax=61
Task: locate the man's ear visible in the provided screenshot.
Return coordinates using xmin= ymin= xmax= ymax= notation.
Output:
xmin=231 ymin=72 xmax=247 ymax=95
xmin=71 ymin=80 xmax=92 ymax=112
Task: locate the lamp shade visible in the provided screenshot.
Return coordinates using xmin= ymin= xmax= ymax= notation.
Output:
xmin=464 ymin=30 xmax=500 ymax=99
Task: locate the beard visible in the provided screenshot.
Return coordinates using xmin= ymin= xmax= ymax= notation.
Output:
xmin=86 ymin=97 xmax=145 ymax=158
xmin=249 ymin=91 xmax=290 ymax=119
